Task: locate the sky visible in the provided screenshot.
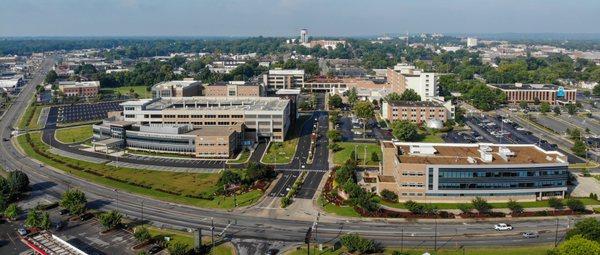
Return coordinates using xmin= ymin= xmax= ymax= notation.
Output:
xmin=1 ymin=0 xmax=599 ymax=37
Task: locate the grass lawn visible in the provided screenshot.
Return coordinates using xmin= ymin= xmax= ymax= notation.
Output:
xmin=228 ymin=149 xmax=250 ymax=164
xmin=101 ymin=85 xmax=151 ymax=98
xmin=17 ymin=132 xmax=263 ymax=209
xmin=18 ymin=104 xmax=43 ymax=130
xmin=55 ymin=125 xmax=93 ymax=144
xmin=418 ymin=132 xmax=445 ymax=143
xmin=146 ymin=227 xmax=234 ymax=255
xmin=382 ymin=197 xmax=600 ymax=210
xmin=262 ymin=115 xmax=310 ymax=164
xmin=287 ymin=245 xmax=553 ymax=255
xmin=333 ymin=142 xmax=381 ymax=166
xmin=569 ymin=162 xmax=600 ymax=169
xmin=318 ymin=195 xmax=361 ymax=217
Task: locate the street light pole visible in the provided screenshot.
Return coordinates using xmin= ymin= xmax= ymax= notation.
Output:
xmin=554 ymin=217 xmax=559 ymax=247
xmin=434 ymin=218 xmax=438 ymax=251
xmin=211 ymin=217 xmax=215 ymax=248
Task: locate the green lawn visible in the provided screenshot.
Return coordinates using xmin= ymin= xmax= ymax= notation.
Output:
xmin=228 ymin=149 xmax=250 ymax=164
xmin=287 ymin=245 xmax=553 ymax=255
xmin=318 ymin=195 xmax=361 ymax=217
xmin=419 ymin=132 xmax=445 ymax=142
xmin=333 ymin=142 xmax=381 ymax=166
xmin=18 ymin=104 xmax=43 ymax=130
xmin=146 ymin=227 xmax=234 ymax=255
xmin=55 ymin=125 xmax=93 ymax=144
xmin=262 ymin=115 xmax=310 ymax=164
xmin=17 ymin=132 xmax=263 ymax=209
xmin=382 ymin=198 xmax=600 ymax=210
xmin=101 ymin=86 xmax=151 ymax=98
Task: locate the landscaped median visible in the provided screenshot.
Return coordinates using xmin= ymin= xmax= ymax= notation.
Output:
xmin=262 ymin=115 xmax=310 ymax=164
xmin=16 ymin=131 xmax=263 ymax=209
xmin=18 ymin=103 xmax=43 ymax=130
xmin=55 ymin=125 xmax=93 ymax=144
xmin=332 ymin=142 xmax=382 ymax=166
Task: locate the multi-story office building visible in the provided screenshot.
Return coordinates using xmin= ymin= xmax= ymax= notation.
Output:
xmin=58 ymin=81 xmax=100 ymax=97
xmin=151 ymin=80 xmax=202 ymax=98
xmin=263 ymin=69 xmax=305 ymax=92
xmin=386 ymin=63 xmax=438 ymax=100
xmin=370 ymin=142 xmax=569 ymax=202
xmin=203 ymin=81 xmax=263 ymax=97
xmin=120 ymin=96 xmax=291 ymax=142
xmin=488 ymin=83 xmax=577 ymax=105
xmin=381 ymin=101 xmax=450 ymax=125
xmin=93 ymin=120 xmax=242 ymax=158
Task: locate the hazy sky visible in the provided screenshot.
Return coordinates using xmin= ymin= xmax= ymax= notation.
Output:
xmin=1 ymin=0 xmax=599 ymax=37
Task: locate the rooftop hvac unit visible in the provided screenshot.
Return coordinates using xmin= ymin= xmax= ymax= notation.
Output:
xmin=409 ymin=145 xmax=437 ymax=155
xmin=467 ymin=157 xmax=476 ymax=164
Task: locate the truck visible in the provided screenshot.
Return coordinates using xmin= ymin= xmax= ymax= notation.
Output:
xmin=494 ymin=223 xmax=513 ymax=231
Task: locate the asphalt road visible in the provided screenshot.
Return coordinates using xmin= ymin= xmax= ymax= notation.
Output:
xmin=0 ymin=62 xmax=590 ymax=248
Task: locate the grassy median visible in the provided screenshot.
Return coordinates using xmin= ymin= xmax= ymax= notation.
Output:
xmin=55 ymin=125 xmax=93 ymax=144
xmin=18 ymin=104 xmax=43 ymax=130
xmin=17 ymin=132 xmax=262 ymax=209
xmin=333 ymin=142 xmax=382 ymax=166
xmin=262 ymin=115 xmax=310 ymax=164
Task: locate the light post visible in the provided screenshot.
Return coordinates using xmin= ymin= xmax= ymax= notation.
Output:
xmin=211 ymin=217 xmax=215 ymax=248
xmin=113 ymin=189 xmax=119 ymax=211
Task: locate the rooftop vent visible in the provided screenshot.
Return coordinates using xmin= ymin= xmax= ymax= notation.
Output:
xmin=467 ymin=157 xmax=477 ymax=164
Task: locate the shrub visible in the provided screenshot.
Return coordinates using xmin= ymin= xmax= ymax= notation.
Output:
xmin=380 ymin=189 xmax=398 ymax=202
xmin=340 ymin=234 xmax=378 ymax=254
xmin=98 ymin=210 xmax=123 ymax=230
xmin=471 ymin=197 xmax=492 ymax=214
xmin=457 ymin=203 xmax=472 ymax=214
xmin=507 ymin=199 xmax=524 ymax=214
xmin=566 ymin=199 xmax=586 ymax=212
xmin=548 ymin=197 xmax=564 ymax=210
xmin=134 ymin=227 xmax=151 ymax=243
xmin=404 ymin=200 xmax=424 ymax=215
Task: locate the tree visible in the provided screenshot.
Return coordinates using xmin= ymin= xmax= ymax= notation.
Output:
xmin=540 ymin=102 xmax=551 ymax=114
xmin=329 ymin=110 xmax=341 ymax=124
xmin=593 ymin=84 xmax=600 ymax=97
xmin=245 ymin=163 xmax=273 ymax=182
xmin=471 ymin=197 xmax=492 ymax=214
xmin=329 ymin=94 xmax=343 ymax=109
xmin=60 ymin=189 xmax=87 ymax=215
xmin=565 ymin=218 xmax=600 ymax=242
xmin=25 ymin=209 xmax=41 ymax=228
xmin=384 ymin=92 xmax=402 ymax=103
xmin=400 ymin=89 xmax=421 ymax=101
xmin=571 ymin=140 xmax=587 ymax=158
xmin=556 ymin=234 xmax=600 ymax=255
xmin=566 ymin=199 xmax=586 ymax=212
xmin=0 ymin=194 xmax=6 ymax=212
xmin=519 ymin=101 xmax=528 ymax=110
xmin=347 ymin=87 xmax=358 ymax=106
xmin=354 ymin=101 xmax=374 ymax=138
xmin=45 ymin=70 xmax=58 ymax=84
xmin=217 ymin=170 xmax=242 ymax=187
xmin=391 ymin=120 xmax=418 ymax=141
xmin=40 ymin=212 xmax=51 ymax=230
xmin=4 ymin=203 xmax=22 ymax=220
xmin=134 ymin=227 xmax=152 ymax=243
xmin=0 ymin=176 xmax=10 ymax=196
xmin=327 ymin=130 xmax=342 ymax=143
xmin=548 ymin=197 xmax=564 ymax=210
xmin=380 ymin=189 xmax=398 ymax=202
xmin=457 ymin=203 xmax=472 ymax=214
xmin=565 ymin=103 xmax=577 ymax=115
xmin=7 ymin=170 xmax=29 ymax=195
xmin=568 ymin=128 xmax=582 ymax=141
xmin=507 ymin=199 xmax=524 ymax=214
xmin=370 ymin=151 xmax=379 ymax=162
xmin=99 ymin=210 xmax=123 ymax=230
xmin=340 ymin=234 xmax=378 ymax=254
xmin=404 ymin=200 xmax=424 ymax=214
xmin=168 ymin=242 xmax=190 ymax=255
xmin=553 ymin=106 xmax=561 ymax=115
xmin=466 ymin=84 xmax=506 ymax=111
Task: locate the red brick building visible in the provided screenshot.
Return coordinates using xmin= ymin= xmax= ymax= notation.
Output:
xmin=58 ymin=81 xmax=100 ymax=97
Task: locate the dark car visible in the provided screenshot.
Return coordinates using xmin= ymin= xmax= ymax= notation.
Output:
xmin=59 ymin=209 xmax=69 ymax=215
xmin=55 ymin=222 xmax=64 ymax=231
xmin=79 ymin=213 xmax=93 ymax=221
xmin=148 ymin=245 xmax=163 ymax=254
xmin=522 ymin=232 xmax=539 ymax=238
xmin=2 ymin=138 xmax=9 ymax=142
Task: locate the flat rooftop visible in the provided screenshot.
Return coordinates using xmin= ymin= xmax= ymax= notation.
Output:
xmin=388 ymin=101 xmax=444 ymax=107
xmin=393 ymin=142 xmax=567 ymax=165
xmin=269 ymin=69 xmax=305 ymax=75
xmin=58 ymin=81 xmax=100 ymax=88
xmin=186 ymin=124 xmax=242 ymax=136
xmin=489 ymin=83 xmax=575 ymax=91
xmin=152 ymin=80 xmax=200 ymax=89
xmin=134 ymin=96 xmax=289 ymax=112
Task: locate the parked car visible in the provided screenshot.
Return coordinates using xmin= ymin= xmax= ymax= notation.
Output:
xmin=59 ymin=209 xmax=69 ymax=215
xmin=148 ymin=245 xmax=163 ymax=254
xmin=522 ymin=232 xmax=539 ymax=238
xmin=494 ymin=223 xmax=513 ymax=231
xmin=79 ymin=213 xmax=93 ymax=221
xmin=55 ymin=222 xmax=64 ymax=231
xmin=17 ymin=228 xmax=28 ymax=236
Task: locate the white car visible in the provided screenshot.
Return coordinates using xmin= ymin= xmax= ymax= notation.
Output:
xmin=494 ymin=223 xmax=513 ymax=231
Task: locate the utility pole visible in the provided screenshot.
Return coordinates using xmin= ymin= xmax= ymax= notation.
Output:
xmin=211 ymin=217 xmax=215 ymax=248
xmin=554 ymin=217 xmax=559 ymax=247
xmin=141 ymin=201 xmax=144 ymax=225
xmin=434 ymin=218 xmax=438 ymax=251
xmin=401 ymin=228 xmax=404 ymax=253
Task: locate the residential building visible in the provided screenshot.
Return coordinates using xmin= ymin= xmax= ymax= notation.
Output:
xmin=381 ymin=101 xmax=450 ymax=125
xmin=203 ymin=81 xmax=263 ymax=97
xmin=151 ymin=80 xmax=202 ymax=98
xmin=386 ymin=63 xmax=438 ymax=100
xmin=488 ymin=83 xmax=577 ymax=105
xmin=120 ymin=96 xmax=291 ymax=142
xmin=371 ymin=142 xmax=569 ymax=202
xmin=263 ymin=69 xmax=305 ymax=92
xmin=58 ymin=81 xmax=100 ymax=97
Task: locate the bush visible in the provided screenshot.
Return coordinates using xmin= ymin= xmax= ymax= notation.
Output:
xmin=548 ymin=197 xmax=564 ymax=210
xmin=98 ymin=210 xmax=123 ymax=230
xmin=134 ymin=227 xmax=151 ymax=243
xmin=565 ymin=218 xmax=600 ymax=242
xmin=457 ymin=203 xmax=472 ymax=214
xmin=566 ymin=199 xmax=586 ymax=212
xmin=404 ymin=200 xmax=424 ymax=214
xmin=380 ymin=189 xmax=398 ymax=202
xmin=471 ymin=197 xmax=492 ymax=214
xmin=340 ymin=234 xmax=378 ymax=254
xmin=60 ymin=189 xmax=87 ymax=215
xmin=168 ymin=242 xmax=190 ymax=255
xmin=507 ymin=199 xmax=524 ymax=214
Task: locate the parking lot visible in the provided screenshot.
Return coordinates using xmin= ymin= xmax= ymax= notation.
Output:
xmin=337 ymin=115 xmax=392 ymax=141
xmin=55 ymin=101 xmax=123 ymax=123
